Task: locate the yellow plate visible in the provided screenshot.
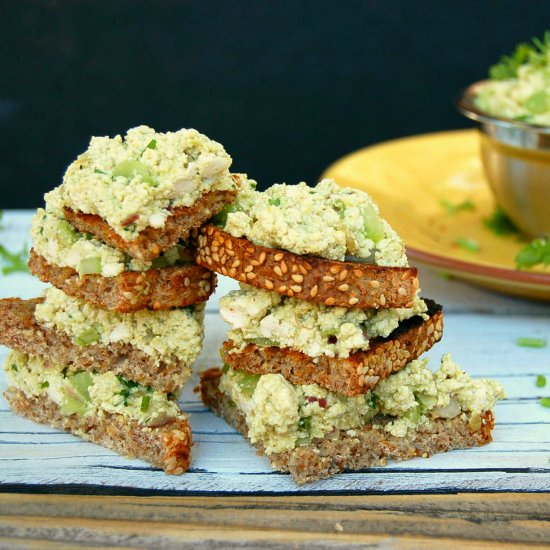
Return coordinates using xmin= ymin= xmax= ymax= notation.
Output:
xmin=323 ymin=129 xmax=550 ymax=301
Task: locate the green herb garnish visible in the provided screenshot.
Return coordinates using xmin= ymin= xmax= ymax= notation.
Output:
xmin=489 ymin=32 xmax=550 ymax=80
xmin=540 ymin=397 xmax=550 ymax=408
xmin=141 ymin=395 xmax=151 ymax=412
xmin=0 ymin=243 xmax=29 ymax=275
xmin=454 ymin=237 xmax=480 ymax=253
xmin=268 ymin=198 xmax=281 ymax=207
xmin=93 ymin=168 xmax=108 ymax=175
xmin=536 ymin=375 xmax=547 ymax=388
xmin=440 ymin=198 xmax=475 ymax=215
xmin=146 ymin=139 xmax=157 ymax=150
xmin=41 ymin=381 xmax=49 ymax=389
xmin=517 ymin=337 xmax=547 ymax=348
xmin=515 ymin=238 xmax=550 ymax=270
xmin=74 ymin=326 xmax=101 ymax=347
xmin=11 ymin=364 xmax=17 ymax=372
xmin=483 ymin=207 xmax=519 ymax=236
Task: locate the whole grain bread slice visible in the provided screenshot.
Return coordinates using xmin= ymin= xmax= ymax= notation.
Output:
xmin=200 ymin=368 xmax=494 ymax=485
xmin=222 ymin=299 xmax=443 ymax=396
xmin=0 ymin=298 xmax=191 ymax=394
xmin=5 ymin=387 xmax=191 ymax=474
xmin=64 ymin=188 xmax=237 ymax=262
xmin=29 ymin=249 xmax=216 ymax=313
xmin=195 ymin=225 xmax=419 ymax=309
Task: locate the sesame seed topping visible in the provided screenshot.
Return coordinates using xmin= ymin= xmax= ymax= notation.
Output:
xmin=229 ymin=268 xmax=237 ymax=277
xmin=226 ymin=240 xmax=233 ymax=250
xmin=221 ymin=266 xmax=228 ymax=275
xmin=348 ymin=297 xmax=359 ymax=305
xmin=338 ymin=283 xmax=350 ymax=292
xmin=244 ymin=265 xmax=253 ymax=273
xmin=265 ymin=279 xmax=274 ymax=290
xmin=353 ymin=269 xmax=362 ymax=278
xmin=401 ymin=270 xmax=410 ymax=280
xmin=274 ymin=252 xmax=284 ymax=261
xmin=299 ymin=265 xmax=308 ymax=275
xmin=330 ymin=265 xmax=341 ymax=274
xmin=292 ymin=274 xmax=304 ymax=283
xmin=258 ymin=252 xmax=266 ymax=264
xmin=413 ymin=277 xmax=419 ymax=289
xmin=280 ymin=261 xmax=288 ymax=274
xmin=274 ymin=266 xmax=283 ymax=277
xmin=379 ymin=294 xmax=386 ymax=306
xmin=246 ymin=247 xmax=255 ymax=254
xmin=325 ymin=297 xmax=335 ymax=306
xmin=246 ymin=272 xmax=257 ymax=280
xmin=398 ymin=287 xmax=407 ymax=296
xmin=250 ymin=259 xmax=259 ymax=266
xmin=184 ymin=278 xmax=190 ymax=287
xmin=212 ymin=252 xmax=220 ymax=263
xmin=278 ymin=285 xmax=287 ymax=293
xmin=290 ymin=285 xmax=302 ymax=293
xmin=207 ymin=226 xmax=214 ymax=236
xmin=369 ymin=280 xmax=380 ymax=288
xmin=323 ymin=275 xmax=335 ymax=282
xmin=231 ymin=260 xmax=241 ymax=268
xmin=339 ymin=269 xmax=348 ymax=281
xmin=310 ymin=285 xmax=319 ymax=297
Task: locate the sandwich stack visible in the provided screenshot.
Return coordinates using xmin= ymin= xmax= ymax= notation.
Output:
xmin=1 ymin=126 xmax=238 ymax=473
xmin=197 ymin=177 xmax=504 ymax=484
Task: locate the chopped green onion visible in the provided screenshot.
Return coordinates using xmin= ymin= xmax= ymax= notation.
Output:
xmin=79 ymin=256 xmax=102 ymax=275
xmin=454 ymin=237 xmax=480 ymax=253
xmin=74 ymin=326 xmax=101 ymax=347
xmin=145 ymin=139 xmax=157 ymax=150
xmin=141 ymin=395 xmax=151 ymax=412
xmin=540 ymin=397 xmax=550 ymax=408
xmin=536 ymin=375 xmax=547 ymax=388
xmin=93 ymin=168 xmax=108 ymax=175
xmin=211 ymin=203 xmax=241 ymax=227
xmin=41 ymin=381 xmax=49 ymax=389
xmin=11 ymin=364 xmax=18 ymax=372
xmin=440 ymin=198 xmax=475 ymax=215
xmin=483 ymin=207 xmax=519 ymax=236
xmin=268 ymin=198 xmax=281 ymax=207
xmin=516 ymin=337 xmax=547 ymax=348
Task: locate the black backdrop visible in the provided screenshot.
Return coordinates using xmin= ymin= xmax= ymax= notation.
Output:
xmin=1 ymin=0 xmax=549 ymax=207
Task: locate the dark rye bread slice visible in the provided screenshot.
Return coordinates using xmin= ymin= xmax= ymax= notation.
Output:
xmin=222 ymin=300 xmax=443 ymax=396
xmin=29 ymin=249 xmax=216 ymax=313
xmin=195 ymin=225 xmax=419 ymax=309
xmin=5 ymin=387 xmax=191 ymax=474
xmin=200 ymin=368 xmax=495 ymax=485
xmin=64 ymin=188 xmax=237 ymax=262
xmin=0 ymin=298 xmax=190 ymax=394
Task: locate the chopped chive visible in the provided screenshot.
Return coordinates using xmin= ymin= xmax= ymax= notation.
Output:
xmin=454 ymin=237 xmax=480 ymax=253
xmin=141 ymin=395 xmax=151 ymax=412
xmin=268 ymin=198 xmax=281 ymax=207
xmin=440 ymin=198 xmax=475 ymax=215
xmin=93 ymin=168 xmax=108 ymax=175
xmin=536 ymin=375 xmax=547 ymax=388
xmin=146 ymin=139 xmax=157 ymax=150
xmin=11 ymin=364 xmax=18 ymax=372
xmin=516 ymin=337 xmax=547 ymax=348
xmin=41 ymin=381 xmax=49 ymax=389
xmin=541 ymin=398 xmax=550 ymax=408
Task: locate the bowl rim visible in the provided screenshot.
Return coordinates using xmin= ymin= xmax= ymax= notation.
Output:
xmin=457 ymin=80 xmax=550 ymax=135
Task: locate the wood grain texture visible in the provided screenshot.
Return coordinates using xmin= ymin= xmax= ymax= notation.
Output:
xmin=0 ymin=493 xmax=549 ymax=548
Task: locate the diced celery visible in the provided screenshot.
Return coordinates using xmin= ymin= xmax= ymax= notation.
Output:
xmin=235 ymin=371 xmax=261 ymax=397
xmin=525 ymin=90 xmax=549 ymax=114
xmin=69 ymin=371 xmax=93 ymax=400
xmin=362 ymin=203 xmax=385 ymax=242
xmin=79 ymin=256 xmax=102 ymax=274
xmin=416 ymin=393 xmax=437 ymax=412
xmin=113 ymin=160 xmax=156 ymax=185
xmin=74 ymin=326 xmax=101 ymax=347
xmin=403 ymin=404 xmax=422 ymax=424
xmin=57 ymin=219 xmax=79 ymax=246
xmin=248 ymin=337 xmax=278 ymax=347
xmin=211 ymin=203 xmax=241 ymax=227
xmin=60 ymin=397 xmax=87 ymax=416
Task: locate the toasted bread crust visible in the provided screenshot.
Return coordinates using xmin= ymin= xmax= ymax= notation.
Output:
xmin=64 ymin=189 xmax=237 ymax=262
xmin=29 ymin=249 xmax=216 ymax=313
xmin=200 ymin=368 xmax=494 ymax=485
xmin=222 ymin=300 xmax=443 ymax=396
xmin=0 ymin=298 xmax=191 ymax=394
xmin=195 ymin=225 xmax=419 ymax=309
xmin=5 ymin=387 xmax=192 ymax=474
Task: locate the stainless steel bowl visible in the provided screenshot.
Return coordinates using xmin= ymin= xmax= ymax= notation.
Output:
xmin=458 ymin=80 xmax=550 ymax=237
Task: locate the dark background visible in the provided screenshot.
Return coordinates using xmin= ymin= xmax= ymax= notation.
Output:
xmin=1 ymin=1 xmax=549 ymax=208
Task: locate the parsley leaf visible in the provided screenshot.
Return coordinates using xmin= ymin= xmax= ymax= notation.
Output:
xmin=268 ymin=198 xmax=281 ymax=207
xmin=515 ymin=237 xmax=550 ymax=270
xmin=0 ymin=243 xmax=29 ymax=275
xmin=440 ymin=198 xmax=475 ymax=215
xmin=483 ymin=207 xmax=519 ymax=236
xmin=489 ymin=32 xmax=550 ymax=80
xmin=454 ymin=237 xmax=480 ymax=253
xmin=536 ymin=375 xmax=547 ymax=388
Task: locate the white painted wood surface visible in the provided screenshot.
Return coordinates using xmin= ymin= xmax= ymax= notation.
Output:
xmin=0 ymin=211 xmax=549 ymax=494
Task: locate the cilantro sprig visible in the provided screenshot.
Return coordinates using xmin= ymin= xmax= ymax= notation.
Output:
xmin=0 ymin=243 xmax=29 ymax=275
xmin=489 ymin=31 xmax=550 ymax=80
xmin=440 ymin=198 xmax=475 ymax=216
xmin=483 ymin=208 xmax=519 ymax=236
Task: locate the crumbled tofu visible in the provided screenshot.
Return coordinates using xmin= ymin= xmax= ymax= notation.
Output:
xmin=35 ymin=287 xmax=204 ymax=366
xmin=46 ymin=126 xmax=235 ymax=239
xmin=5 ymin=351 xmax=182 ymax=426
xmin=220 ymin=284 xmax=427 ymax=358
xmin=223 ymin=177 xmax=408 ymax=266
xmin=31 ymin=208 xmax=186 ymax=276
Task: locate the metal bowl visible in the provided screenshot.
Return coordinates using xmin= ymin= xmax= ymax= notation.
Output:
xmin=458 ymin=80 xmax=550 ymax=237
